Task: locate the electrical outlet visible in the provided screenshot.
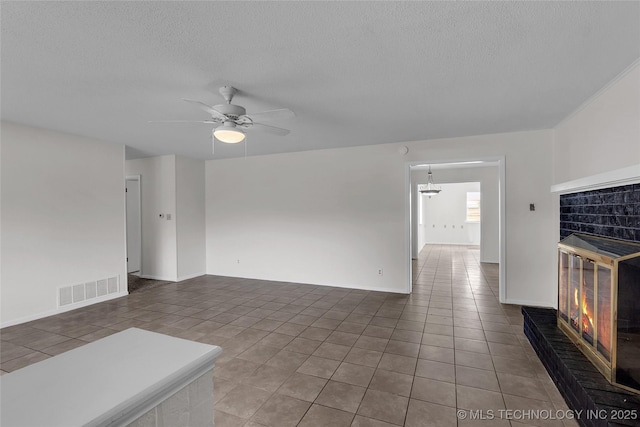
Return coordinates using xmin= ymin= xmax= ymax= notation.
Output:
xmin=377 ymin=268 xmax=383 ymax=276
xmin=166 ymin=214 xmax=172 ymax=220
xmin=237 ymin=259 xmax=240 ymax=264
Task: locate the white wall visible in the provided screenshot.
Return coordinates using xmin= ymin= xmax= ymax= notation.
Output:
xmin=125 ymin=156 xmax=178 ymax=281
xmin=412 ymin=166 xmax=499 ymax=262
xmin=554 ymin=61 xmax=640 ymax=184
xmin=206 ymin=147 xmax=406 ymax=293
xmin=550 ymin=62 xmax=640 ymax=309
xmin=206 ymin=129 xmax=555 ymax=306
xmin=125 ymin=155 xmax=206 ymax=282
xmin=176 ymin=156 xmax=206 ymax=280
xmin=420 ymin=182 xmax=481 ymax=246
xmin=1 ymin=121 xmax=127 ymax=326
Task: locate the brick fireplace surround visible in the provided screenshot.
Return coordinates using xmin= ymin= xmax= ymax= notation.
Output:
xmin=524 ymin=183 xmax=640 ymax=427
xmin=560 ymin=184 xmax=640 ymax=243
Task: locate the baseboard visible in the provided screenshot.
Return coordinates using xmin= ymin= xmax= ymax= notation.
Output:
xmin=138 ymin=273 xmax=204 ymax=282
xmin=139 ymin=274 xmax=177 ymax=282
xmin=500 ymin=296 xmax=555 ymax=309
xmin=425 ymin=242 xmax=480 ymax=246
xmin=205 ymin=272 xmax=410 ymax=295
xmin=1 ymin=291 xmax=129 ymax=329
xmin=317 ymin=281 xmax=410 ymax=295
xmin=177 ymin=272 xmax=206 ymax=282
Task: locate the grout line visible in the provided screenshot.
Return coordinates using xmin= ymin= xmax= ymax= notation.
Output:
xmin=4 ymin=244 xmax=562 ymax=427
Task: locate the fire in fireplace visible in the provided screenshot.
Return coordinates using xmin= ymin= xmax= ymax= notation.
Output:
xmin=558 ymin=233 xmax=640 ymax=394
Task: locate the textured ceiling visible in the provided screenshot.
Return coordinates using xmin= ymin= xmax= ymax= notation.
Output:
xmin=2 ymin=2 xmax=639 ymax=160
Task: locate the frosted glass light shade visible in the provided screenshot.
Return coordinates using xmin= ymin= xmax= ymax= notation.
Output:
xmin=419 ymin=166 xmax=442 ymax=195
xmin=213 ymin=125 xmax=245 ymax=143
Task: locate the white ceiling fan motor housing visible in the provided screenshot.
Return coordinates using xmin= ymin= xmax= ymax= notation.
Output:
xmin=214 ymin=103 xmax=246 ymax=118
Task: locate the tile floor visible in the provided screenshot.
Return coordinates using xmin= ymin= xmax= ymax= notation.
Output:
xmin=1 ymin=245 xmax=577 ymax=426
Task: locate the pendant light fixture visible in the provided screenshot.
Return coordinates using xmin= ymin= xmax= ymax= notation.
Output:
xmin=420 ymin=165 xmax=441 ymax=195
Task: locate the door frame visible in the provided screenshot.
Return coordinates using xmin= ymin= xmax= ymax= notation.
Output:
xmin=125 ymin=175 xmax=142 ymax=275
xmin=404 ymin=157 xmax=506 ymax=302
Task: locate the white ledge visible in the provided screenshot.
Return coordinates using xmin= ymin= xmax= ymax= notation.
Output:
xmin=0 ymin=328 xmax=222 ymax=427
xmin=550 ymin=164 xmax=640 ymax=194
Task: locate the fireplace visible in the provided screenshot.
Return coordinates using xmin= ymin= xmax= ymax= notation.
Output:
xmin=558 ymin=233 xmax=640 ymax=394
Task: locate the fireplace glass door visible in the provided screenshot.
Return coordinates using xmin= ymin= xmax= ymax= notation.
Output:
xmin=559 ymin=252 xmax=569 ymax=322
xmin=597 ymin=266 xmax=611 ymax=361
xmin=581 ymin=260 xmax=595 ymax=344
xmin=558 ymin=233 xmax=640 ymax=394
xmin=570 ymin=254 xmax=581 ymax=334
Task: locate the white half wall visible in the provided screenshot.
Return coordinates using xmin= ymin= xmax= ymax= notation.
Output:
xmin=125 ymin=156 xmax=177 ymax=281
xmin=1 ymin=121 xmax=127 ymax=326
xmin=206 ymin=129 xmax=555 ymax=306
xmin=176 ymin=156 xmax=206 ymax=281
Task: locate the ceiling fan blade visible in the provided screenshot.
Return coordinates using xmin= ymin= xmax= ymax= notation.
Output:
xmin=148 ymin=120 xmax=218 ymax=124
xmin=242 ymin=108 xmax=295 ymax=123
xmin=248 ymin=122 xmax=290 ymax=136
xmin=182 ymin=99 xmax=227 ymax=120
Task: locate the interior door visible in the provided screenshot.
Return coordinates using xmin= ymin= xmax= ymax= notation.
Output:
xmin=125 ymin=177 xmax=141 ymax=274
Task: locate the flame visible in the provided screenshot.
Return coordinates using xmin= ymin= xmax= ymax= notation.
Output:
xmin=573 ymin=288 xmax=594 ymax=334
xmin=582 ymin=290 xmax=594 ymax=330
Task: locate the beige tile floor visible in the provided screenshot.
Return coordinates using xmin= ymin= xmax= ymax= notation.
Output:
xmin=1 ymin=245 xmax=577 ymax=426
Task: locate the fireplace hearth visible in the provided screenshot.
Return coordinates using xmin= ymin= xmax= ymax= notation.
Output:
xmin=558 ymin=233 xmax=640 ymax=394
xmin=523 ymin=306 xmax=640 ymax=427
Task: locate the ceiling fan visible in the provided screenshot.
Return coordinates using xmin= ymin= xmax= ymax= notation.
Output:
xmin=152 ymin=86 xmax=294 ymax=150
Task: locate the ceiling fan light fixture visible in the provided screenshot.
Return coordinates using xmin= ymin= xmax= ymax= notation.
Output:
xmin=213 ymin=123 xmax=245 ymax=143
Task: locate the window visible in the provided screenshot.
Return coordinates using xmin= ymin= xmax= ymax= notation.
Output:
xmin=466 ymin=192 xmax=481 ymax=222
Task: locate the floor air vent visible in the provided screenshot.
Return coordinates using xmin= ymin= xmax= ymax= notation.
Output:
xmin=59 ymin=275 xmax=120 ymax=307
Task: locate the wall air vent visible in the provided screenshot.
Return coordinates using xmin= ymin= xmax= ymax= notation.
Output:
xmin=97 ymin=279 xmax=108 ymax=297
xmin=59 ymin=287 xmax=73 ymax=306
xmin=73 ymin=284 xmax=85 ymax=303
xmin=59 ymin=275 xmax=120 ymax=307
xmin=86 ymin=281 xmax=97 ymax=299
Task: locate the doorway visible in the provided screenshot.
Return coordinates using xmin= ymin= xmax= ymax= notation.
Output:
xmin=405 ymin=159 xmax=506 ymax=301
xmin=125 ymin=176 xmax=141 ymax=275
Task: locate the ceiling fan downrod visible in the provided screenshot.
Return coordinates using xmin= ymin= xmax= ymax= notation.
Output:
xmin=219 ymin=86 xmax=237 ymax=104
